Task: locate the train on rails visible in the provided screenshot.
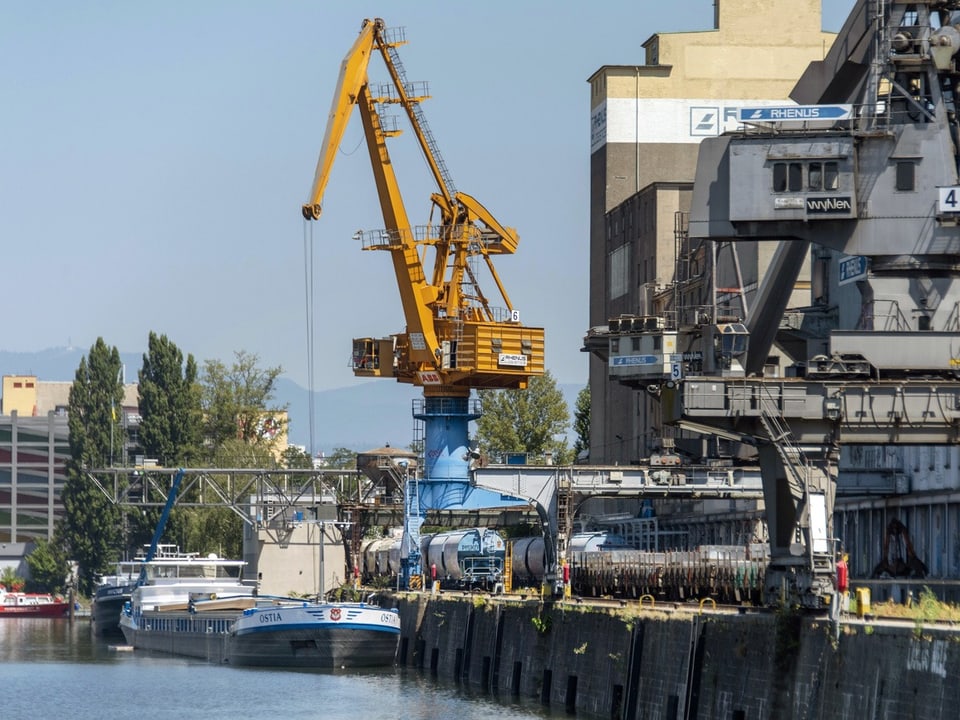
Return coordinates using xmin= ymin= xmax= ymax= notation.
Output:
xmin=362 ymin=528 xmax=507 ymax=591
xmin=361 ymin=528 xmax=769 ymax=603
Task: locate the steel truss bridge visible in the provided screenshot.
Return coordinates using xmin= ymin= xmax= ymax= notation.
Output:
xmin=86 ymin=463 xmax=764 ymax=564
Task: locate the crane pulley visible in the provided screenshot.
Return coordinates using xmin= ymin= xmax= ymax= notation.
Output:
xmin=303 ymin=18 xmax=544 ymax=394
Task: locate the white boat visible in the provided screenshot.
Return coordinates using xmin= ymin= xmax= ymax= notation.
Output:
xmin=117 ymin=545 xmax=400 ymax=668
xmin=118 ymin=548 xmax=255 ymax=663
xmin=228 ymin=598 xmax=400 ymax=668
xmin=119 ymin=469 xmax=399 ymax=668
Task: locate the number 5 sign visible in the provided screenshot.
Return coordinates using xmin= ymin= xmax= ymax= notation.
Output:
xmin=670 ymin=361 xmax=683 ymax=381
xmin=939 ymin=186 xmax=960 ymax=212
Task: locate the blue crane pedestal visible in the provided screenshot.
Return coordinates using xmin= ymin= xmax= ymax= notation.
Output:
xmin=398 ymin=395 xmax=528 ymax=589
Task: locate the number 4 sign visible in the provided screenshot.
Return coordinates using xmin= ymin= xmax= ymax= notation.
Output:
xmin=939 ymin=187 xmax=960 ymax=212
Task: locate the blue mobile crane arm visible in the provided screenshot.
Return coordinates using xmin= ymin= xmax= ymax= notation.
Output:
xmin=135 ymin=468 xmax=185 ymax=587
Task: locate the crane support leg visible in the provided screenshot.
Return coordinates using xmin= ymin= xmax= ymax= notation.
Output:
xmin=758 ymin=444 xmax=838 ymax=608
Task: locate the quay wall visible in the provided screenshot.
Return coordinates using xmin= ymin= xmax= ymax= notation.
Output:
xmin=389 ymin=593 xmax=960 ymax=719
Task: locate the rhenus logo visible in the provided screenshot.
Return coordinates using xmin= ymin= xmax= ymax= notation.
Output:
xmin=689 ymin=106 xmax=745 ymax=137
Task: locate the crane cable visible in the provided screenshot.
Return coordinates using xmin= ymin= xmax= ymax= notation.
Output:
xmin=303 ymin=220 xmax=316 ymax=458
xmin=300 ymin=135 xmax=370 ymax=461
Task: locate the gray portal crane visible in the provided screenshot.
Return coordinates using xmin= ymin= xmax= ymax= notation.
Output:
xmin=598 ymin=0 xmax=960 ymax=607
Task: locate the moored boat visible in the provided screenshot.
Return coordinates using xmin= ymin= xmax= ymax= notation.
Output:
xmin=118 ymin=467 xmax=398 ymax=669
xmin=228 ymin=598 xmax=400 ymax=668
xmin=91 ymin=555 xmax=145 ymax=636
xmin=118 ymin=549 xmax=255 ymax=662
xmin=0 ymin=586 xmax=70 ymax=618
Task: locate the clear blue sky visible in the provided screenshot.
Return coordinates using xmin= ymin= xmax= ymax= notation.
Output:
xmin=1 ymin=1 xmax=855 ymax=391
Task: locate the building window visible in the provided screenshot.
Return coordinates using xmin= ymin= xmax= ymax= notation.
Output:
xmin=824 ymin=162 xmax=839 ymax=190
xmin=896 ymin=161 xmax=915 ymax=191
xmin=775 ymin=160 xmax=840 ymax=193
xmin=772 ymin=162 xmax=803 ymax=192
xmin=608 ymin=244 xmax=630 ymax=300
xmin=773 ymin=163 xmax=786 ymax=192
xmin=788 ymin=163 xmax=802 ymax=191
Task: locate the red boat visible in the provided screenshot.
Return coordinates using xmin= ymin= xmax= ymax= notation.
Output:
xmin=0 ymin=586 xmax=70 ymax=618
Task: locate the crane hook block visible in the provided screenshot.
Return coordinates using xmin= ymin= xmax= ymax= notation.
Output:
xmin=302 ymin=203 xmax=322 ymax=220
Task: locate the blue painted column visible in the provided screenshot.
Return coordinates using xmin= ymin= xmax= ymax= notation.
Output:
xmin=415 ymin=394 xmax=527 ymax=510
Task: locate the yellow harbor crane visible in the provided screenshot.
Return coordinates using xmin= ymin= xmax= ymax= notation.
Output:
xmin=302 ymin=18 xmax=544 ymax=401
xmin=302 ymin=18 xmax=543 ymax=588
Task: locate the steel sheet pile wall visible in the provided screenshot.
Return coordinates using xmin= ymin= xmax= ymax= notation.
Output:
xmin=391 ymin=594 xmax=960 ymax=719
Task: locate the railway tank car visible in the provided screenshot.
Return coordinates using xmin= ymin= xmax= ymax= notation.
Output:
xmin=510 ymin=536 xmax=546 ymax=589
xmin=360 ymin=535 xmax=401 ymax=581
xmin=510 ymin=531 xmax=628 ymax=586
xmin=424 ymin=528 xmax=505 ymax=590
xmin=361 ymin=528 xmax=506 ymax=590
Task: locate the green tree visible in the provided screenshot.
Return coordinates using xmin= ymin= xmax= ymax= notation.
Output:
xmin=173 ymin=435 xmax=271 ymax=559
xmin=211 ymin=437 xmax=277 ymax=468
xmin=168 ymin=505 xmax=243 ymax=562
xmin=324 ymin=447 xmax=357 ymax=469
xmin=572 ymin=385 xmax=590 ymax=462
xmin=201 ymin=350 xmax=285 ymax=456
xmin=138 ymin=332 xmax=203 ymax=466
xmin=475 ymin=370 xmax=572 ymax=464
xmin=283 ymin=445 xmax=314 ymax=469
xmin=131 ymin=333 xmax=206 ymax=555
xmin=25 ymin=537 xmax=69 ymax=594
xmin=158 ymin=351 xmax=287 ymax=559
xmin=62 ymin=338 xmax=125 ymax=595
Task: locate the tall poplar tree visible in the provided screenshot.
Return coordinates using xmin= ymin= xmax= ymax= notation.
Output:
xmin=138 ymin=332 xmax=203 ymax=465
xmin=61 ymin=338 xmax=125 ymax=595
xmin=128 ymin=333 xmax=204 ymax=554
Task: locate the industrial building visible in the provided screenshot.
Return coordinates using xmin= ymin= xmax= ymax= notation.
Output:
xmin=0 ymin=376 xmax=139 ymax=544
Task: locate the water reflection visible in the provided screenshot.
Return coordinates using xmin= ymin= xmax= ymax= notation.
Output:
xmin=1 ymin=618 xmax=560 ymax=720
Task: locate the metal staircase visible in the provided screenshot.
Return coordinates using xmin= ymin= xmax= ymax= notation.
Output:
xmin=756 ymin=390 xmax=833 ymax=581
xmin=381 ymin=26 xmax=456 ymax=197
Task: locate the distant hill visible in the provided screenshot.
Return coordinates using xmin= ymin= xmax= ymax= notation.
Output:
xmin=0 ymin=347 xmax=143 ymax=383
xmin=1 ymin=348 xmax=582 ymax=455
xmin=276 ymin=378 xmax=582 ymax=454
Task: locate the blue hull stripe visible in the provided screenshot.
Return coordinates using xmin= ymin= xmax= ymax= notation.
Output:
xmin=234 ymin=622 xmax=400 ymax=637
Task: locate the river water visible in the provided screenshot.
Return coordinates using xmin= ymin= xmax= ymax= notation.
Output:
xmin=1 ymin=618 xmax=558 ymax=720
